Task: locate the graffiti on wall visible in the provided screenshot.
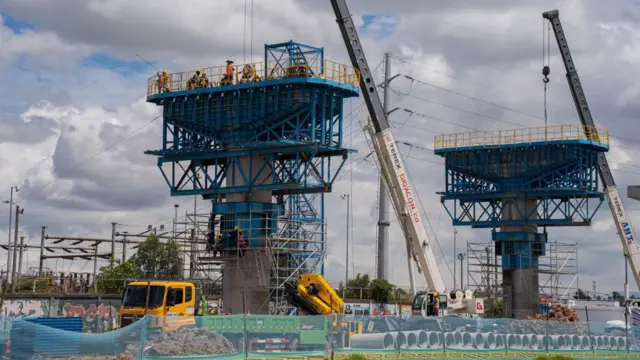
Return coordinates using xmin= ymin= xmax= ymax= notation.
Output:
xmin=63 ymin=302 xmax=119 ymax=332
xmin=1 ymin=297 xmax=120 ymax=332
xmin=2 ymin=300 xmax=50 ymax=318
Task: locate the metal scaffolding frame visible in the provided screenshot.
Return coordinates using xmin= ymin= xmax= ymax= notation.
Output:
xmin=467 ymin=240 xmax=578 ymax=306
xmin=189 ymin=199 xmax=326 ymax=315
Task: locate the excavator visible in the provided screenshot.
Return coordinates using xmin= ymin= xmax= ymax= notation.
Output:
xmin=285 ymin=274 xmax=363 ymax=347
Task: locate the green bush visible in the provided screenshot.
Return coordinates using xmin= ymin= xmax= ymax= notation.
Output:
xmin=534 ymin=355 xmax=572 ymax=360
xmin=344 ymin=354 xmax=368 ymax=360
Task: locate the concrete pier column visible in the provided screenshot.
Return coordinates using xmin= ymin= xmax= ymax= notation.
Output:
xmin=220 ymin=153 xmax=279 ymax=314
xmin=495 ymin=198 xmax=546 ymax=319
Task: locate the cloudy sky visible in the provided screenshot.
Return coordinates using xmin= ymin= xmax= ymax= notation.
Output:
xmin=0 ymin=0 xmax=639 ymax=296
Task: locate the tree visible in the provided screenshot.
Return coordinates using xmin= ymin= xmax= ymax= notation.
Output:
xmin=96 ymin=257 xmax=139 ymax=294
xmin=135 ymin=233 xmax=184 ymax=280
xmin=345 ymin=273 xmax=371 ymax=299
xmin=612 ymin=291 xmax=625 ymax=304
xmin=574 ymin=288 xmax=591 ymax=300
xmin=369 ymin=278 xmax=394 ymax=304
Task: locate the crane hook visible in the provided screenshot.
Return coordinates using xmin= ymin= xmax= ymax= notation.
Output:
xmin=542 ymin=65 xmax=550 ymax=83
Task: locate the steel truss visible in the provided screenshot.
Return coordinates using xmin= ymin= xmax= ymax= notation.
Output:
xmin=438 ymin=142 xmax=606 ymax=228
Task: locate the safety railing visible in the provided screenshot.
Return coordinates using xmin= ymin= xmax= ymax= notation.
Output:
xmin=434 ymin=124 xmax=610 ymax=150
xmin=4 ymin=315 xmax=639 ymax=358
xmin=147 ymin=58 xmax=360 ymax=96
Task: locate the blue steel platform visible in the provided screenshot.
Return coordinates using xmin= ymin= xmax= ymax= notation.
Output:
xmin=144 ymin=41 xmax=359 ymax=314
xmin=434 ymin=125 xmax=610 ymax=317
xmin=434 ymin=124 xmax=610 ymax=229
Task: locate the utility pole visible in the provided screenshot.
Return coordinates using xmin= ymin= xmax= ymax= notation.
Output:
xmin=4 ymin=186 xmax=18 ymax=282
xmin=377 ymin=52 xmax=391 ymax=280
xmin=93 ymin=246 xmax=98 ymax=292
xmin=341 ymin=194 xmax=350 ymax=286
xmin=17 ymin=236 xmax=24 ymax=284
xmin=453 ymin=228 xmax=458 ymax=289
xmin=39 ymin=226 xmax=46 ymax=277
xmin=11 ymin=205 xmax=21 ymax=293
xmin=111 ymin=222 xmax=116 ymax=268
xmin=122 ymin=231 xmax=128 ymax=263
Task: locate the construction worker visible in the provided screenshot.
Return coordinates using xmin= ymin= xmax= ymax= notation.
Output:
xmin=240 ymin=64 xmax=258 ymax=83
xmin=199 ymin=70 xmax=210 ymax=88
xmin=156 ymin=71 xmax=169 ymax=93
xmin=213 ymin=233 xmax=223 ymax=257
xmin=228 ymin=225 xmax=239 ymax=249
xmin=237 ymin=230 xmax=248 ymax=257
xmin=221 ymin=60 xmax=234 ymax=85
xmin=433 ymin=292 xmax=440 ymax=316
xmin=206 ymin=231 xmax=216 ymax=252
xmin=187 ymin=69 xmax=201 ymax=90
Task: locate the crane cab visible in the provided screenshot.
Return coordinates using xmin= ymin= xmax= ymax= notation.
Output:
xmin=412 ymin=291 xmax=448 ymax=317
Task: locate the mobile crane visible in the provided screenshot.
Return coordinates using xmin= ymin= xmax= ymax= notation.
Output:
xmin=329 ymin=0 xmax=483 ymax=316
xmin=543 ymin=10 xmax=640 ymax=298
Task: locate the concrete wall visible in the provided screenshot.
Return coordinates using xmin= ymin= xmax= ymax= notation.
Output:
xmin=1 ymin=295 xmax=120 ymax=332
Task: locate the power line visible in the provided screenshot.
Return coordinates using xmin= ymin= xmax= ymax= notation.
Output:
xmin=393 ymin=68 xmax=640 ymax=148
xmin=402 ymin=74 xmax=542 ymax=120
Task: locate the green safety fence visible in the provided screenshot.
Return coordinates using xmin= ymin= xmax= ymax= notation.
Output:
xmin=2 ymin=314 xmax=638 ymax=359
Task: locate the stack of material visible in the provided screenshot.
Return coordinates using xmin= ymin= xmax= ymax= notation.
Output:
xmin=525 ymin=305 xmax=580 ymax=322
xmin=40 ymin=327 xmax=237 ymax=360
xmin=137 ymin=327 xmax=236 ymax=356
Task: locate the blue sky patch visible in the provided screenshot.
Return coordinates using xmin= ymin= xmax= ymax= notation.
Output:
xmin=82 ymin=53 xmax=151 ymax=75
xmin=1 ymin=14 xmax=33 ymax=32
xmin=360 ymin=15 xmax=397 ymax=39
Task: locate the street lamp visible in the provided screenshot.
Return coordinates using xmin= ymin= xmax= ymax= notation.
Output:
xmin=173 ymin=204 xmax=180 ymax=240
xmin=4 ymin=186 xmax=19 ymax=282
xmin=453 ymin=228 xmax=458 ymax=289
xmin=340 ymin=194 xmax=350 ymax=287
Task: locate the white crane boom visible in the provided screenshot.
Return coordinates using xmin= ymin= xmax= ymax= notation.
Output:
xmin=330 ymin=0 xmax=446 ymax=293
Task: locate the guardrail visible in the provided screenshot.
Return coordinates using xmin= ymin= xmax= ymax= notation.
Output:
xmin=434 ymin=124 xmax=609 ymax=150
xmin=147 ymin=58 xmax=360 ymax=97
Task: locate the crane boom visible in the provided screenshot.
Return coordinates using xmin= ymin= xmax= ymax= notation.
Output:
xmin=543 ymin=9 xmax=640 ymax=291
xmin=330 ymin=0 xmax=445 ymax=292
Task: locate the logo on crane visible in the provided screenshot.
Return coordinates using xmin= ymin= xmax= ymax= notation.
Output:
xmin=399 ymin=174 xmax=420 ymax=224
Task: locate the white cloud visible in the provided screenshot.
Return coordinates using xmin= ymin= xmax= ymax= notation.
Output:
xmin=1 ymin=0 xmax=640 ymax=300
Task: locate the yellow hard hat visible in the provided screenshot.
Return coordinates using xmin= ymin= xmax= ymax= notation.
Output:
xmin=163 ymin=69 xmax=168 ymax=74
xmin=234 ymin=225 xmax=239 ymax=230
xmin=216 ymin=232 xmax=221 ymax=237
xmin=196 ymin=69 xmax=201 ymax=73
xmin=434 ymin=292 xmax=438 ymax=296
xmin=202 ymin=71 xmax=207 ymax=75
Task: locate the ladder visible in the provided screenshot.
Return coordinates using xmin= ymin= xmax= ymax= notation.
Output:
xmin=256 ymin=250 xmax=268 ymax=288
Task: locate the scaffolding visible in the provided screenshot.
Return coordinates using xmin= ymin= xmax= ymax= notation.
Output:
xmin=186 ymin=199 xmax=325 ymax=315
xmin=466 ymin=240 xmax=578 ymax=307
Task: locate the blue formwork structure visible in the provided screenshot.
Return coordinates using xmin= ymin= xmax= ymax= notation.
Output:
xmin=145 ymin=40 xmax=359 ymax=314
xmin=434 ymin=125 xmax=609 ymax=318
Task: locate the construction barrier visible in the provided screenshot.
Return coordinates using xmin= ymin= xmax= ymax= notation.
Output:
xmin=0 ymin=314 xmax=637 ymax=359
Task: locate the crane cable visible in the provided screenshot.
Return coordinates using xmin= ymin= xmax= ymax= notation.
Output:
xmin=542 ymin=18 xmax=551 ymax=128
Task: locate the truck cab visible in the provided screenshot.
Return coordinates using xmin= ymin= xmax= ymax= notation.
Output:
xmin=119 ymin=281 xmax=200 ymax=331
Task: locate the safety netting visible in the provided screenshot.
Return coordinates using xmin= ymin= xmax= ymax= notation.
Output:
xmin=1 ymin=314 xmax=639 ymax=359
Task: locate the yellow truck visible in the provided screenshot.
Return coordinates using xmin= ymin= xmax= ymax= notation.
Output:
xmin=118 ymin=280 xmax=202 ymax=331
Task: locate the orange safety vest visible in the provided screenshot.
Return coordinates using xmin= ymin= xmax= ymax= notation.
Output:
xmin=226 ymin=64 xmax=234 ymax=76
